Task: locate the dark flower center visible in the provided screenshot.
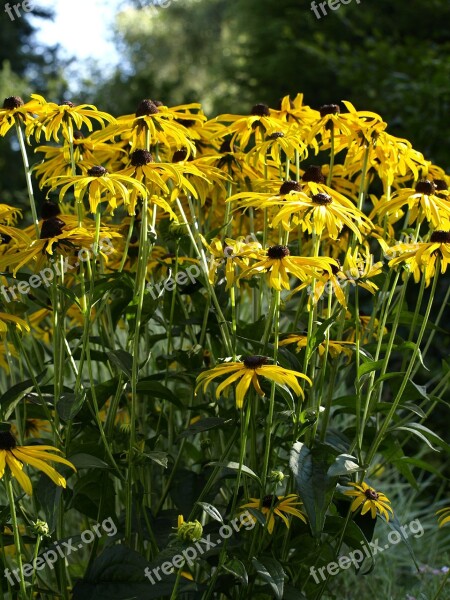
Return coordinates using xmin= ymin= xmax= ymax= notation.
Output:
xmin=131 ymin=149 xmax=153 ymax=167
xmin=279 ymin=180 xmax=302 ymax=195
xmin=172 ymin=148 xmax=189 ymax=162
xmin=319 ymin=104 xmax=340 ymax=118
xmin=433 ymin=179 xmax=448 ymax=191
xmin=262 ymin=494 xmax=279 ymax=508
xmin=312 ymin=193 xmax=332 ymax=205
xmin=73 ymin=130 xmax=85 ymax=140
xmin=87 ymin=166 xmax=108 ymax=177
xmin=331 ymin=262 xmax=340 ymax=275
xmin=267 ymin=132 xmax=285 ymax=140
xmin=364 ymin=488 xmax=379 ymax=501
xmin=219 ymin=138 xmax=234 ymax=153
xmin=430 ymin=230 xmax=450 ymax=244
xmin=302 ymin=165 xmax=326 ymax=184
xmin=251 ymin=103 xmax=270 ymax=117
xmin=60 ymin=101 xmax=75 ymax=107
xmin=3 ymin=96 xmax=24 ymax=110
xmin=41 ymin=201 xmax=61 ymax=220
xmin=267 ymin=245 xmax=290 ymax=259
xmin=0 ymin=234 xmax=12 ymax=245
xmin=415 ymin=180 xmax=436 ymax=195
xmin=177 ymin=118 xmax=196 ymax=128
xmin=243 ymin=355 xmax=269 ymax=369
xmin=135 ymin=99 xmax=159 ymax=117
xmin=40 ymin=217 xmax=65 ymax=239
xmin=0 ymin=431 xmax=16 ymax=450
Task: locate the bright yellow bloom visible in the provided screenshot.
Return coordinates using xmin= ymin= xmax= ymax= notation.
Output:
xmin=374 ymin=179 xmax=450 ymax=227
xmin=195 ymin=355 xmax=312 ymax=409
xmin=0 ymin=430 xmax=76 ymax=495
xmin=47 ymin=164 xmax=148 ymax=214
xmin=279 ymin=335 xmax=354 ymax=361
xmin=344 ymin=481 xmax=393 ymax=521
xmin=387 ymin=230 xmax=450 ymax=286
xmin=0 ymin=95 xmax=43 ymax=137
xmin=200 ymin=235 xmax=262 ymax=287
xmin=239 ymin=494 xmax=307 ymax=534
xmin=27 ymin=95 xmax=115 ymax=142
xmin=238 ymin=244 xmax=337 ymax=291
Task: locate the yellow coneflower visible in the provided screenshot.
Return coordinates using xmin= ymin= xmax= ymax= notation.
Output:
xmin=195 ymin=355 xmax=311 ymax=409
xmin=27 ymin=95 xmax=115 ymax=142
xmin=344 ymin=481 xmax=393 ymax=521
xmin=387 ymin=230 xmax=450 ymax=286
xmin=238 ymin=245 xmax=336 ymax=291
xmin=239 ymin=494 xmax=307 ymax=534
xmin=0 ymin=430 xmax=76 ymax=495
xmin=0 ymin=95 xmax=43 ymax=137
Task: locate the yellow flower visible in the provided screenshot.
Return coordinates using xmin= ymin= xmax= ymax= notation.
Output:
xmin=239 ymin=494 xmax=307 ymax=534
xmin=374 ymin=179 xmax=450 ymax=227
xmin=0 ymin=430 xmax=76 ymax=495
xmin=47 ymin=164 xmax=148 ymax=214
xmin=436 ymin=506 xmax=450 ymax=527
xmin=27 ymin=95 xmax=115 ymax=142
xmin=200 ymin=235 xmax=262 ymax=287
xmin=344 ymin=481 xmax=393 ymax=521
xmin=215 ymin=103 xmax=286 ymax=150
xmin=195 ymin=355 xmax=311 ymax=409
xmin=238 ymin=245 xmax=337 ymax=291
xmin=387 ymin=230 xmax=450 ymax=286
xmin=104 ymin=99 xmax=204 ymax=152
xmin=0 ymin=95 xmax=43 ymax=137
xmin=279 ymin=335 xmax=354 ymax=362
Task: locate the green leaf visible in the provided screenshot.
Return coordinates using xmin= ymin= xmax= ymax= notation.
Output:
xmin=357 ymin=359 xmax=384 ymax=380
xmin=68 ymin=453 xmax=110 ymax=470
xmin=179 ymin=417 xmax=232 ymax=438
xmin=107 ymin=349 xmax=133 ymax=380
xmin=289 ymin=442 xmax=339 ymax=537
xmin=327 ymin=454 xmax=361 ymax=477
xmin=222 ymin=558 xmax=248 ymax=586
xmin=251 ymin=556 xmax=285 ymax=600
xmin=390 ymin=423 xmax=449 ymax=453
xmin=56 ymin=392 xmax=86 ymax=421
xmin=136 ymin=380 xmax=182 ymax=408
xmin=197 ymin=501 xmax=223 ymax=523
xmin=72 ymin=545 xmax=199 ymax=599
xmin=208 ymin=461 xmax=261 ymax=484
xmin=0 ymin=369 xmax=48 ymax=420
xmin=142 ymin=451 xmax=168 ymax=468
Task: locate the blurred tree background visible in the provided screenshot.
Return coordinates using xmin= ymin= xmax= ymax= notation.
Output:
xmin=89 ymin=0 xmax=450 ymax=168
xmin=0 ymin=6 xmax=67 ymax=204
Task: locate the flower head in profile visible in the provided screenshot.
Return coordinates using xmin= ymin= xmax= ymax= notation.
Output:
xmin=0 ymin=95 xmax=43 ymax=137
xmin=239 ymin=494 xmax=307 ymax=534
xmin=344 ymin=481 xmax=393 ymax=521
xmin=195 ymin=355 xmax=311 ymax=409
xmin=0 ymin=430 xmax=76 ymax=495
xmin=387 ymin=229 xmax=450 ymax=286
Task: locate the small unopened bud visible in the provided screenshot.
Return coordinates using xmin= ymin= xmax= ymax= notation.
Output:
xmin=176 ymin=516 xmax=203 ymax=542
